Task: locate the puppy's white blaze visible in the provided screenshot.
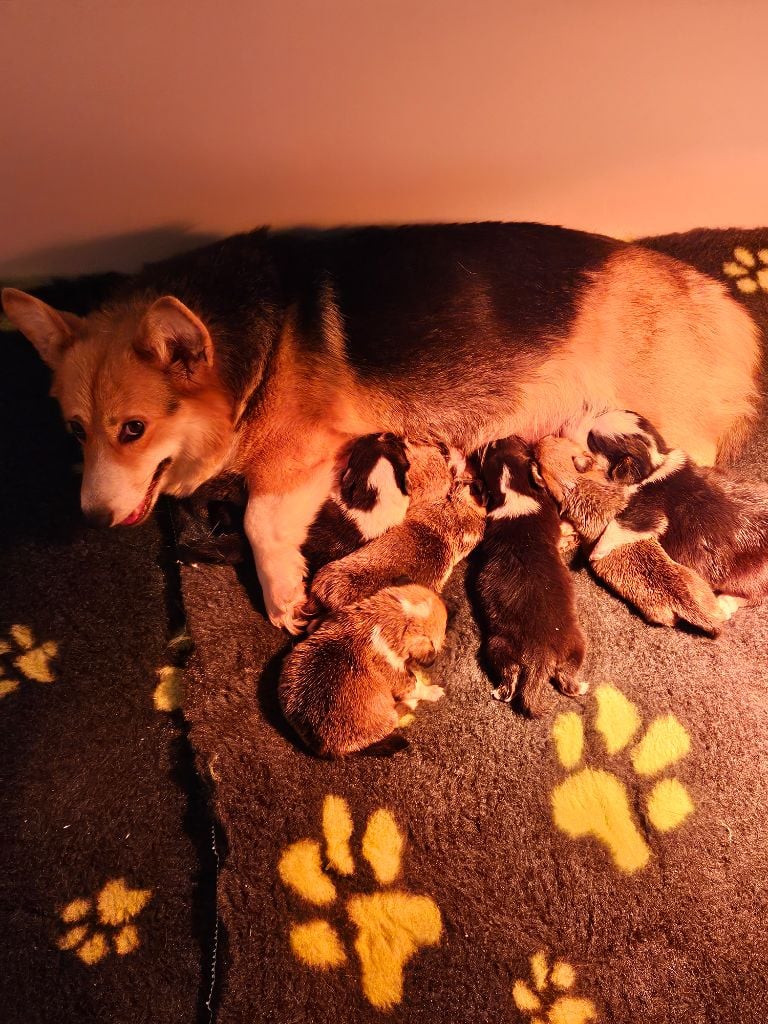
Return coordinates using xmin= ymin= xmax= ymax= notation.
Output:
xmin=397 ymin=596 xmax=431 ymax=618
xmin=370 ymin=625 xmax=406 ymax=672
xmin=489 ymin=467 xmax=541 ymax=519
xmin=590 ymin=516 xmax=669 ymax=561
xmin=341 ymin=457 xmax=409 ymax=540
xmin=631 ymin=448 xmax=688 ymax=490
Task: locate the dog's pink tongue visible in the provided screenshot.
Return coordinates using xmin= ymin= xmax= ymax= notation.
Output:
xmin=120 ymin=504 xmax=144 ymax=526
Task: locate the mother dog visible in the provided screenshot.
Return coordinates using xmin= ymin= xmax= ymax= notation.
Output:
xmin=3 ymin=223 xmax=758 ymax=632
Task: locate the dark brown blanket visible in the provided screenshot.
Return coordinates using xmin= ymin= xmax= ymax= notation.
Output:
xmin=176 ymin=230 xmax=768 ymax=1022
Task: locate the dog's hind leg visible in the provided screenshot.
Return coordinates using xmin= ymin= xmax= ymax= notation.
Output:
xmin=590 ymin=539 xmax=726 ymax=635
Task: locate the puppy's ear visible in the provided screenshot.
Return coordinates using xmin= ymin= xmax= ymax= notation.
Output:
xmin=530 ymin=463 xmax=546 ymax=489
xmin=407 ymin=637 xmax=437 ymax=667
xmin=588 ymin=430 xmax=651 ymax=484
xmin=610 ymin=453 xmax=648 ymax=484
xmin=2 ymin=288 xmax=83 ymax=368
xmin=135 ymin=296 xmax=213 ymax=378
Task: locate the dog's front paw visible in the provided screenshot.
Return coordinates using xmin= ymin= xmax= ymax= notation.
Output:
xmin=257 ymin=552 xmax=310 ymax=634
xmin=266 ymin=585 xmax=312 ymax=635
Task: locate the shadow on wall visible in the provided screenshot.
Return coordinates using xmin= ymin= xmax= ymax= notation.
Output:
xmin=0 ymin=225 xmax=221 ymax=282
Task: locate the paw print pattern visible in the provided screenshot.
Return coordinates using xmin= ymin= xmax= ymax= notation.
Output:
xmin=278 ymin=795 xmax=442 ymax=1010
xmin=551 ymin=684 xmax=694 ymax=873
xmin=56 ymin=878 xmax=152 ymax=964
xmin=722 ymin=246 xmax=768 ymax=294
xmin=513 ymin=951 xmax=598 ymax=1024
xmin=0 ymin=624 xmax=58 ymax=699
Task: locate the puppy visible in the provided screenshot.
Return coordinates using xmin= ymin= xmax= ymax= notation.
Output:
xmin=534 ymin=431 xmax=727 ymax=634
xmin=175 ymin=433 xmax=410 ymax=580
xmin=310 ymin=443 xmax=486 ymax=613
xmin=473 ymin=437 xmax=587 ymax=716
xmin=302 ymin=432 xmax=411 ymax=579
xmin=278 ymin=584 xmax=447 ymax=756
xmin=586 ymin=411 xmax=768 ymax=609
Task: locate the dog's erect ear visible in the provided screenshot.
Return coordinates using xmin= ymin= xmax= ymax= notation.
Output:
xmin=1 ymin=288 xmax=83 ymax=368
xmin=136 ymin=296 xmax=213 ymax=377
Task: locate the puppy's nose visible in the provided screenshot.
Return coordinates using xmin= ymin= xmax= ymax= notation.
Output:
xmin=83 ymin=507 xmax=113 ymax=528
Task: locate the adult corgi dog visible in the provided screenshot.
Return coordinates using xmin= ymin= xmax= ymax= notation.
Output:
xmin=2 ymin=223 xmax=759 ymax=632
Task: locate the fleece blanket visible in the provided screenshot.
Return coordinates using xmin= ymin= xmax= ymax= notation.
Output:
xmin=0 ymin=278 xmax=215 ymax=1024
xmin=175 ymin=229 xmax=768 ymax=1024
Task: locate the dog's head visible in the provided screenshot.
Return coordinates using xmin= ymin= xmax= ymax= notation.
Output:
xmin=2 ymin=288 xmax=234 ymax=527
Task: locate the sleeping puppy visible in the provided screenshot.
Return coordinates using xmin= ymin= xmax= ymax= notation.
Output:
xmin=586 ymin=410 xmax=768 ymax=610
xmin=473 ymin=437 xmax=587 ymax=716
xmin=310 ymin=443 xmax=486 ymax=613
xmin=278 ymin=584 xmax=447 ymax=757
xmin=534 ymin=431 xmax=727 ymax=634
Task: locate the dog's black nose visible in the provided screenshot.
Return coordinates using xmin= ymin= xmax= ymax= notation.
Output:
xmin=83 ymin=507 xmax=113 ymax=528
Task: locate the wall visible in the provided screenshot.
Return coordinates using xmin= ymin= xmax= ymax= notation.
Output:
xmin=2 ymin=0 xmax=766 ymax=277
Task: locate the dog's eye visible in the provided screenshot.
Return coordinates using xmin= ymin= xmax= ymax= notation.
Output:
xmin=573 ymin=454 xmax=593 ymax=473
xmin=68 ymin=420 xmax=86 ymax=443
xmin=119 ymin=420 xmax=145 ymax=444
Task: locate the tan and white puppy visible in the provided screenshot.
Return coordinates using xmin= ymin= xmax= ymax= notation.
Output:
xmin=310 ymin=443 xmax=486 ymax=613
xmin=278 ymin=584 xmax=447 ymax=757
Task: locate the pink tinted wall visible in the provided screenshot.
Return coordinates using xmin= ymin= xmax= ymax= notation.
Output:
xmin=2 ymin=0 xmax=766 ymax=277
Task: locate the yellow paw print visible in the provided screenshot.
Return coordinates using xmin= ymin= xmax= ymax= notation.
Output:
xmin=513 ymin=951 xmax=598 ymax=1024
xmin=722 ymin=246 xmax=768 ymax=294
xmin=56 ymin=878 xmax=152 ymax=964
xmin=0 ymin=624 xmax=58 ymax=698
xmin=551 ymin=684 xmax=694 ymax=873
xmin=153 ymin=665 xmax=185 ymax=711
xmin=279 ymin=795 xmax=442 ymax=1010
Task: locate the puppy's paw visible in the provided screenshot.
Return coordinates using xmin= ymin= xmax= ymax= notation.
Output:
xmin=491 ymin=666 xmax=520 ymax=703
xmin=555 ymin=669 xmax=589 ymax=699
xmin=716 ymin=594 xmax=746 ymax=621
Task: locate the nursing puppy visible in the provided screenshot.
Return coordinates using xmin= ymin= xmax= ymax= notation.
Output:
xmin=175 ymin=432 xmax=410 ymax=575
xmin=3 ymin=223 xmax=759 ymax=633
xmin=473 ymin=437 xmax=587 ymax=716
xmin=278 ymin=584 xmax=447 ymax=757
xmin=586 ymin=411 xmax=768 ymax=610
xmin=310 ymin=443 xmax=485 ymax=613
xmin=301 ymin=431 xmax=410 ymax=579
xmin=534 ymin=432 xmax=727 ymax=633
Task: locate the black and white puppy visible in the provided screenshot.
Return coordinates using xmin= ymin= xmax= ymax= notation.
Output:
xmin=472 ymin=436 xmax=587 ymax=717
xmin=176 ymin=432 xmax=411 ymax=580
xmin=302 ymin=432 xmax=411 ymax=579
xmin=586 ymin=410 xmax=768 ymax=613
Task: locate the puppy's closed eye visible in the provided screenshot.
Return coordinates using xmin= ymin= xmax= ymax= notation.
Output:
xmin=573 ymin=454 xmax=594 ymax=473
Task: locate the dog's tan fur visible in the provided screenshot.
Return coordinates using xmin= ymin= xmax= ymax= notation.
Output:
xmin=310 ymin=444 xmax=486 ymax=613
xmin=2 ymin=238 xmax=759 ymax=631
xmin=278 ymin=584 xmax=447 ymax=757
